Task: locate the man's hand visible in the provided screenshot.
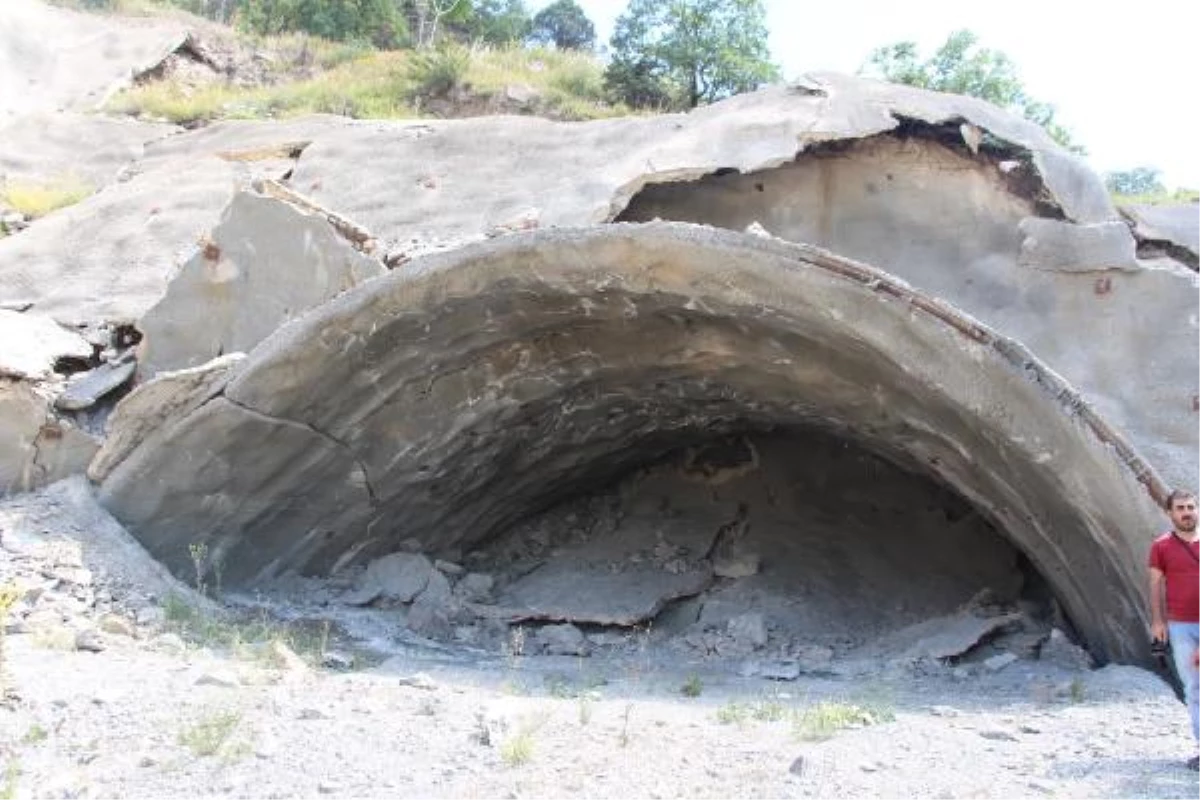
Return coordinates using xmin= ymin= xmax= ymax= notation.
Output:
xmin=1151 ymin=621 xmax=1167 ymax=643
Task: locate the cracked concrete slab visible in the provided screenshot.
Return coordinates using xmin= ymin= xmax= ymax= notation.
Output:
xmin=136 ymin=189 xmax=386 ymax=378
xmin=0 ymin=0 xmax=188 ymax=117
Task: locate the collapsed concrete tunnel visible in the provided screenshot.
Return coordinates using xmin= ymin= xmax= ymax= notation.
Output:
xmin=94 ymin=223 xmax=1167 ymax=666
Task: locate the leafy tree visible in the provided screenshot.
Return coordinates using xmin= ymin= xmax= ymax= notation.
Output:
xmin=1104 ymin=167 xmax=1166 ymax=197
xmin=240 ymin=0 xmax=408 ymax=47
xmin=461 ymin=0 xmax=532 ymax=45
xmin=605 ymin=0 xmax=779 ymax=110
xmin=401 ymin=0 xmax=473 ymax=49
xmin=529 ymin=0 xmax=596 ymax=51
xmin=863 ymin=30 xmax=1083 ymax=153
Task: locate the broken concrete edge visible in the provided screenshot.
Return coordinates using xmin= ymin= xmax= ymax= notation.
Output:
xmin=251 ymin=178 xmax=379 ymax=256
xmin=98 ymin=30 xmax=193 ymax=113
xmin=1116 ymin=205 xmax=1199 ymax=272
xmin=737 ymin=232 xmax=1174 ymax=505
xmin=605 ymin=73 xmax=1112 ymax=228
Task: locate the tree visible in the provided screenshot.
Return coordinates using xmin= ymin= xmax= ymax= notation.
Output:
xmin=461 ymin=0 xmax=532 ymax=45
xmin=1104 ymin=167 xmax=1166 ymax=197
xmin=529 ymin=0 xmax=595 ymax=51
xmin=605 ymin=0 xmax=779 ymax=110
xmin=240 ymin=0 xmax=408 ymax=47
xmin=403 ymin=0 xmax=473 ymax=49
xmin=863 ymin=30 xmax=1084 ymax=154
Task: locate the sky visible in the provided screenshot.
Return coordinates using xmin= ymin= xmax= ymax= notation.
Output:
xmin=531 ymin=0 xmax=1199 ymax=190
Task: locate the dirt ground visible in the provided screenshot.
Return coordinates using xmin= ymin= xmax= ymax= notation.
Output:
xmin=2 ymin=478 xmax=1198 ymax=800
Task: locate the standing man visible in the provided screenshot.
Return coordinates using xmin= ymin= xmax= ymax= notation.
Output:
xmin=1149 ymin=489 xmax=1199 ymax=771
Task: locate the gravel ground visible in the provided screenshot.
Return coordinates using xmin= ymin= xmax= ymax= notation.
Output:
xmin=2 ymin=480 xmax=1197 ymax=800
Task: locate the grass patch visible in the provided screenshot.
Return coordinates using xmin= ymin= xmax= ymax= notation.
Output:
xmin=0 ymin=759 xmax=17 ymax=800
xmin=20 ymin=725 xmax=47 ymax=745
xmin=716 ymin=702 xmax=748 ymax=725
xmin=178 ymin=710 xmax=244 ymax=759
xmin=680 ymin=675 xmax=703 ymax=698
xmin=107 ymin=42 xmax=628 ymax=125
xmin=161 ymin=593 xmax=335 ymax=667
xmin=0 ymin=178 xmax=93 ymax=218
xmin=792 ymin=698 xmax=894 ymax=742
xmin=499 ymin=712 xmax=548 ymax=767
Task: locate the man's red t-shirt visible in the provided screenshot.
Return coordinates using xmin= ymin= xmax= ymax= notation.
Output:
xmin=1149 ymin=532 xmax=1200 ymax=623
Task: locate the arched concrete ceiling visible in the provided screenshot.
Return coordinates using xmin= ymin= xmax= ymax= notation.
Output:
xmin=95 ymin=223 xmax=1166 ymax=663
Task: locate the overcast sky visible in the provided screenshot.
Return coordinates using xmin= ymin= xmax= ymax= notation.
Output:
xmin=532 ymin=0 xmax=1199 ymax=190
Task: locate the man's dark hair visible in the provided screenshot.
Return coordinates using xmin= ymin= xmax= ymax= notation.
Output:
xmin=1164 ymin=488 xmax=1197 ymax=511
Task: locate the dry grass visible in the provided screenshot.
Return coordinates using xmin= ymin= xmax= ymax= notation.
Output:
xmin=1 ymin=178 xmax=94 ymax=218
xmin=107 ymin=42 xmax=627 ymax=125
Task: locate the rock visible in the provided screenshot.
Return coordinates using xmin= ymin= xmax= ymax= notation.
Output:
xmin=136 ymin=189 xmax=385 ymax=378
xmin=535 ymin=623 xmax=589 ymax=656
xmin=98 ymin=613 xmax=136 ymax=637
xmin=1038 ymin=628 xmax=1094 ymax=671
xmin=984 ymin=652 xmax=1019 ymax=672
xmin=343 ymin=552 xmax=433 ymax=606
xmin=739 ymin=659 xmax=800 ymax=681
xmin=396 ymin=672 xmax=438 ymax=691
xmin=434 ymin=559 xmax=465 ymax=577
xmin=318 ymin=781 xmax=341 ymax=794
xmin=54 ymin=354 xmax=137 ymax=411
xmin=408 ymin=570 xmax=454 ymax=637
xmin=454 ymin=572 xmax=494 ymax=603
xmin=788 ymin=756 xmax=806 ymax=777
xmin=868 ymin=612 xmax=1023 ymax=662
xmin=321 ymin=650 xmax=354 ymax=670
xmin=53 ymin=567 xmax=93 ymax=587
xmin=414 ymin=568 xmax=452 ymax=607
xmin=74 ymin=628 xmax=105 ymax=652
xmin=195 ymin=669 xmax=239 ymax=688
xmin=726 ymin=613 xmax=768 ymax=650
xmin=712 ymin=551 xmax=760 ymax=579
xmin=979 ymin=729 xmax=1019 ymax=742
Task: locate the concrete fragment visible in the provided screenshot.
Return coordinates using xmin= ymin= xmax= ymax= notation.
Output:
xmin=1038 ymin=628 xmax=1094 ymax=671
xmin=867 ymin=611 xmax=1023 ymax=662
xmin=1 ymin=380 xmax=99 ymax=495
xmin=535 ymin=623 xmax=589 ymax=656
xmin=55 ymin=354 xmax=137 ymax=411
xmin=712 ymin=551 xmax=760 ymax=579
xmin=0 ymin=310 xmax=93 ymax=380
xmin=1018 ymin=218 xmax=1140 ymax=272
xmin=87 ymin=354 xmax=243 ymax=483
xmin=137 ymin=189 xmax=385 ymax=378
xmin=726 ymin=613 xmax=768 ymax=650
xmin=343 ymin=552 xmax=433 ymax=606
xmin=454 ymin=572 xmax=494 ymax=603
xmin=984 ymin=652 xmax=1019 ymax=672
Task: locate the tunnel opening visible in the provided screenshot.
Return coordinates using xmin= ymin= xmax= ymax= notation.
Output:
xmin=392 ymin=426 xmax=1079 ymax=667
xmin=97 ymin=223 xmax=1165 ymax=669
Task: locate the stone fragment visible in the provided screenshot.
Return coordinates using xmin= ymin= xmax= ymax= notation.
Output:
xmin=535 ymin=623 xmax=589 ymax=656
xmin=343 ymin=552 xmax=433 ymax=606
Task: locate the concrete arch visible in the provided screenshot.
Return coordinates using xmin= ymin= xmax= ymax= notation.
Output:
xmin=96 ymin=223 xmax=1166 ymax=663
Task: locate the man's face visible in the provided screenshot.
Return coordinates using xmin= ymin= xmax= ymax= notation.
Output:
xmin=1169 ymin=496 xmax=1198 ymax=533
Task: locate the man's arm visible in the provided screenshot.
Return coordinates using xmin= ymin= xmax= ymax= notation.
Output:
xmin=1149 ymin=566 xmax=1168 ymax=642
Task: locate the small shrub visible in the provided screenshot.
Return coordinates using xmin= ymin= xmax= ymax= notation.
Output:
xmin=680 ymin=675 xmax=703 ymax=697
xmin=1069 ymin=678 xmax=1085 ymax=703
xmin=753 ymin=699 xmax=785 ymax=722
xmin=792 ymin=701 xmax=887 ymax=742
xmin=716 ymin=702 xmax=748 ymax=725
xmin=0 ymin=178 xmax=93 ymax=219
xmin=21 ymin=725 xmax=47 ymax=745
xmin=406 ymin=45 xmax=471 ymax=99
xmin=499 ymin=729 xmax=534 ymax=766
xmin=179 ymin=710 xmax=242 ymax=758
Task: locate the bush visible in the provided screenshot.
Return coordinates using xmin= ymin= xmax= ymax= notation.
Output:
xmin=405 ymin=44 xmax=471 ymax=99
